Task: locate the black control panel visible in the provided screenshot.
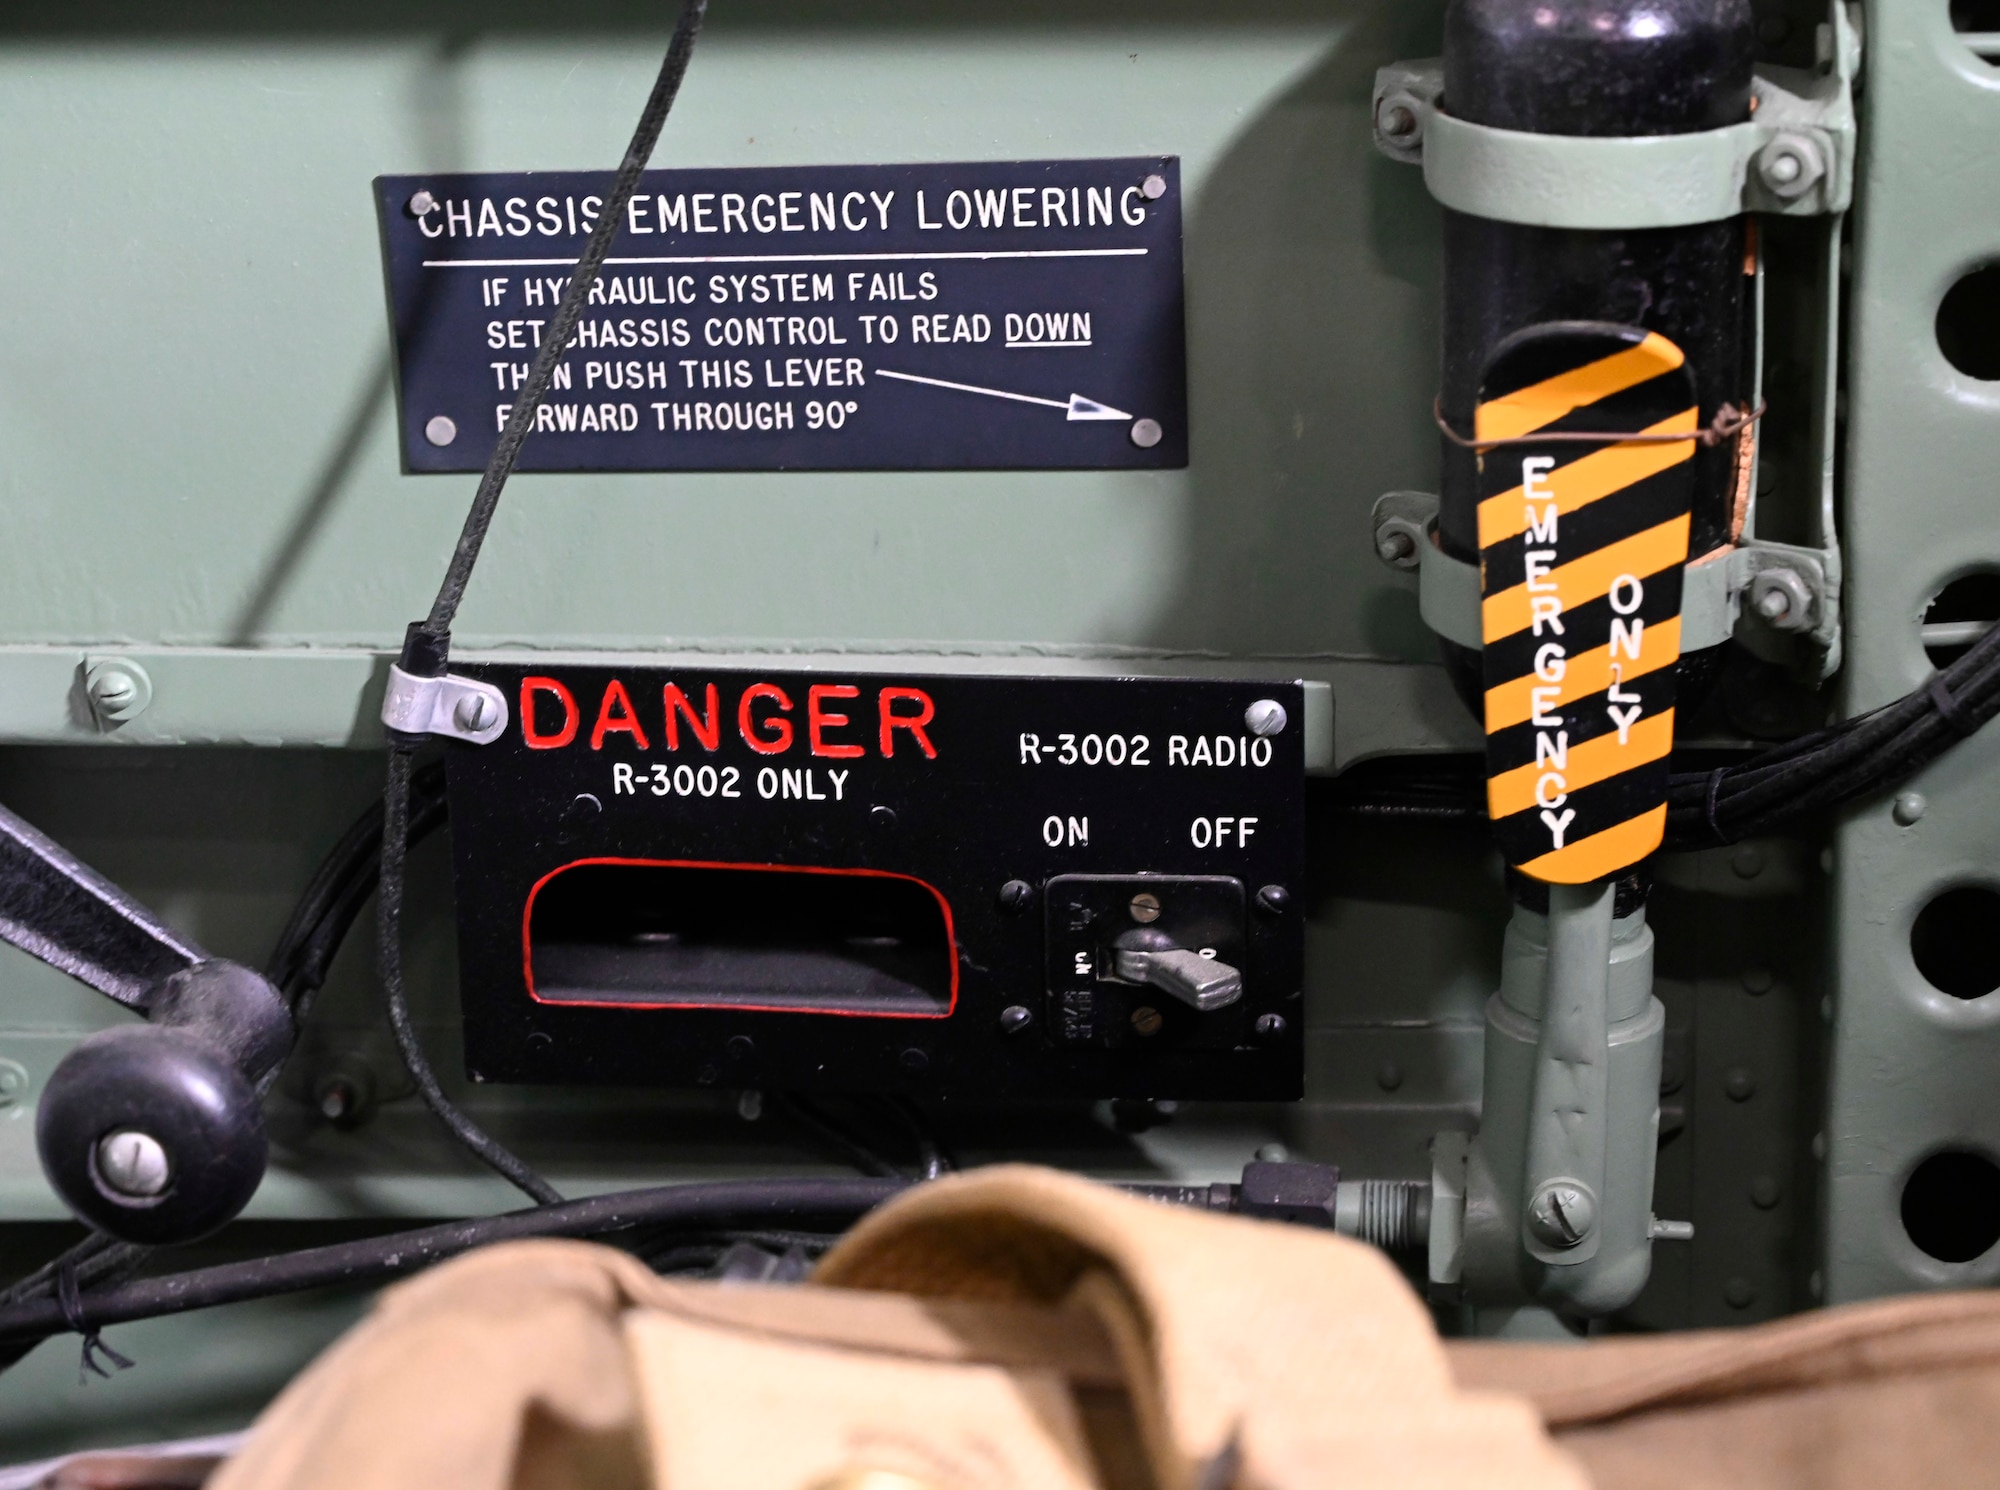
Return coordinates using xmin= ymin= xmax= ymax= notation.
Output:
xmin=444 ymin=666 xmax=1305 ymax=1099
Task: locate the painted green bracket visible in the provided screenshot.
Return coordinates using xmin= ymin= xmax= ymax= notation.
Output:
xmin=1371 ymin=3 xmax=1860 ymax=230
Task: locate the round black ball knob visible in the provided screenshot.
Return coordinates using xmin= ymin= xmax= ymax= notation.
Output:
xmin=36 ymin=1025 xmax=268 ymax=1245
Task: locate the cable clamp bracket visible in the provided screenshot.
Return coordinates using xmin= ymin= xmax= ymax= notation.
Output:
xmin=380 ymin=665 xmax=509 ymax=745
xmin=1371 ymin=1 xmax=1860 ymax=229
xmin=1373 ymin=493 xmax=1840 ymax=657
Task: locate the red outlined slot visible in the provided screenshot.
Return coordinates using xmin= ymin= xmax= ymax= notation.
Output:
xmin=521 ymin=857 xmax=959 ymax=1019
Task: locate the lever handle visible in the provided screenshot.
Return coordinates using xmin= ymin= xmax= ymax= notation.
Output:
xmin=1114 ymin=944 xmax=1244 ymax=1012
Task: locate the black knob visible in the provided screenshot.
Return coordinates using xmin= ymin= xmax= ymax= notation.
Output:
xmin=36 ymin=1025 xmax=268 ymax=1244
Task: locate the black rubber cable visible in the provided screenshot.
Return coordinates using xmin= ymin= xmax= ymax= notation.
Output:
xmin=419 ymin=0 xmax=707 ymax=644
xmin=0 ymin=1178 xmax=1232 ymax=1350
xmin=0 ymin=1178 xmax=901 ymax=1348
xmin=372 ymin=0 xmax=708 ymax=1206
xmin=378 ymin=747 xmax=563 ymax=1206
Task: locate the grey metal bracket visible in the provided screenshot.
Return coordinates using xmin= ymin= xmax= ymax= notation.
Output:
xmin=1374 ymin=492 xmax=1745 ymax=655
xmin=1372 ymin=2 xmax=1858 ymax=229
xmin=379 ymin=665 xmax=509 ymax=745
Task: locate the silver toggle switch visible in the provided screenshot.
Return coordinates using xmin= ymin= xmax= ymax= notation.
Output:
xmin=1113 ymin=929 xmax=1244 ymax=1012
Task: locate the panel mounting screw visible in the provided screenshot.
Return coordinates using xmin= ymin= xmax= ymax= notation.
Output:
xmin=425 ymin=415 xmax=459 ymax=447
xmin=999 ymin=1004 xmax=1033 ymax=1035
xmin=453 ymin=692 xmax=494 ymax=734
xmin=1245 ymin=699 xmax=1288 ymax=737
xmin=1128 ymin=892 xmax=1162 ymax=923
xmin=1254 ymin=1012 xmax=1287 ymax=1040
xmin=997 ymin=879 xmax=1034 ymax=914
xmin=1526 ymin=1180 xmax=1597 ymax=1249
xmin=407 ymin=189 xmax=438 ymax=217
xmin=1256 ymin=884 xmax=1292 ymax=915
xmin=1141 ymin=173 xmax=1167 ymax=200
xmin=1892 ymin=792 xmax=1927 ymax=826
xmin=1130 ymin=1006 xmax=1163 ymax=1036
xmin=1129 ymin=418 xmax=1163 ymax=448
xmin=84 ymin=658 xmax=153 ymax=727
xmin=95 ymin=1129 xmax=171 ymax=1199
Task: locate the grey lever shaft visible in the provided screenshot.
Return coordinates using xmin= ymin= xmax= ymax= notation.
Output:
xmin=1114 ymin=946 xmax=1244 ymax=1012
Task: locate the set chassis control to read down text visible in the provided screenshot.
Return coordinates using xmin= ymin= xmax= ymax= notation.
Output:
xmin=378 ymin=158 xmax=1188 ymax=474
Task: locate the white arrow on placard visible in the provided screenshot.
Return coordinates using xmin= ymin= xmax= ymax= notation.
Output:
xmin=875 ymin=369 xmax=1132 ymax=422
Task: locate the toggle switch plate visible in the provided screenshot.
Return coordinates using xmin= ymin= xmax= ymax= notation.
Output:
xmin=1043 ymin=874 xmax=1282 ymax=1058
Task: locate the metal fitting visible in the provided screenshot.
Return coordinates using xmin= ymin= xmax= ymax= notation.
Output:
xmin=1526 ymin=1180 xmax=1598 ymax=1250
xmin=95 ymin=1129 xmax=171 ymax=1198
xmin=1756 ymin=132 xmax=1825 ymax=199
xmin=83 ymin=657 xmax=153 ymax=727
xmin=1371 ymin=492 xmax=1434 ymax=572
xmin=1748 ymin=566 xmax=1816 ymax=633
xmin=380 ymin=665 xmax=510 ymax=745
xmin=1244 ymin=699 xmax=1288 ymax=737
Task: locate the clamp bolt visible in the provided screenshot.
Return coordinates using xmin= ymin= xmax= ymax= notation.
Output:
xmin=1526 ymin=1180 xmax=1597 ymax=1249
xmin=453 ymin=692 xmax=495 ymax=734
xmin=1757 ymin=132 xmax=1825 ymax=199
xmin=1748 ymin=567 xmax=1815 ymax=633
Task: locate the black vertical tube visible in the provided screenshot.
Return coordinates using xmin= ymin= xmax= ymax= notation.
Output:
xmin=1435 ymin=0 xmax=1758 ymax=712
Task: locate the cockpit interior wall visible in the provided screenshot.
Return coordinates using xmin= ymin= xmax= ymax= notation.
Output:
xmin=0 ymin=0 xmax=1993 ymax=1464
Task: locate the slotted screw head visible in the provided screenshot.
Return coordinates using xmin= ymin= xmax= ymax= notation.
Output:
xmin=96 ymin=1130 xmax=171 ymax=1198
xmin=454 ymin=692 xmax=494 ymax=733
xmin=1526 ymin=1181 xmax=1597 ymax=1249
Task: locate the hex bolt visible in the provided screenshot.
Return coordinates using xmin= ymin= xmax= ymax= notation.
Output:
xmin=1526 ymin=1180 xmax=1597 ymax=1250
xmin=1756 ymin=132 xmax=1824 ymax=198
xmin=1130 ymin=1006 xmax=1164 ymax=1036
xmin=1128 ymin=892 xmax=1162 ymax=924
xmin=95 ymin=1129 xmax=171 ymax=1199
xmin=1255 ymin=883 xmax=1292 ymax=915
xmin=1375 ymin=91 xmax=1425 ymax=148
xmin=1376 ymin=528 xmax=1417 ymax=565
xmin=453 ymin=692 xmax=494 ymax=734
xmin=999 ymin=1004 xmax=1034 ymax=1035
xmin=1748 ymin=567 xmax=1814 ymax=633
xmin=1245 ymin=699 xmax=1288 ymax=737
xmin=996 ymin=879 xmax=1034 ymax=914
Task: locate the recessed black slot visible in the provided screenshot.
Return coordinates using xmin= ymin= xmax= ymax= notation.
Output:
xmin=526 ymin=861 xmax=955 ymax=1016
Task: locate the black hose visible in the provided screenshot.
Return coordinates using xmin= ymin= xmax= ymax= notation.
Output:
xmin=0 ymin=1178 xmax=901 ymax=1349
xmin=419 ymin=0 xmax=707 ymax=644
xmin=373 ymin=0 xmax=708 ymax=1205
xmin=0 ymin=1178 xmax=1232 ymax=1351
xmin=377 ymin=747 xmax=563 ymax=1206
